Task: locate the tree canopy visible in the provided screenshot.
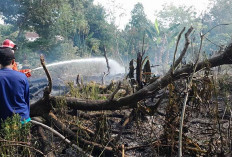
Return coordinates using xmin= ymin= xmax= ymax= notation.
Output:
xmin=0 ymin=0 xmax=232 ymax=69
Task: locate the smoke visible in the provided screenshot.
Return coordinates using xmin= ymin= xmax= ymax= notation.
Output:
xmin=32 ymin=57 xmax=125 ymax=81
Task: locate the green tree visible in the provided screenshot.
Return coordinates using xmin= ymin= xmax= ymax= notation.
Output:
xmin=124 ymin=3 xmax=154 ymax=60
xmin=156 ymin=4 xmax=199 ymax=28
xmin=153 ymin=4 xmax=203 ymax=67
xmin=0 ymin=0 xmax=66 ymax=39
xmin=0 ymin=0 xmax=120 ymax=62
xmin=202 ymin=0 xmax=232 ymax=50
xmin=84 ymin=2 xmax=116 ymax=56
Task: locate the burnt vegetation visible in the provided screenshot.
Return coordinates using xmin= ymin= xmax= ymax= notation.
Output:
xmin=11 ymin=27 xmax=232 ymax=156
xmin=1 ymin=0 xmax=232 ymax=156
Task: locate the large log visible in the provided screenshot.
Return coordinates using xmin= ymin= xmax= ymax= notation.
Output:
xmin=42 ymin=43 xmax=232 ymax=112
xmin=28 ymin=33 xmax=232 ymax=156
xmin=30 ymin=26 xmax=232 ymax=113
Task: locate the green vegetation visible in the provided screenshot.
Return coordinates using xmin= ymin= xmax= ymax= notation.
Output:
xmin=1 ymin=1 xmax=232 ymax=156
xmin=0 ymin=0 xmax=231 ymax=70
xmin=67 ymin=81 xmax=107 ymax=100
xmin=0 ymin=114 xmax=32 ymax=157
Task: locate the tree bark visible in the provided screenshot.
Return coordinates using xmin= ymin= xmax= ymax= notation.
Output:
xmin=31 ymin=43 xmax=232 ymax=113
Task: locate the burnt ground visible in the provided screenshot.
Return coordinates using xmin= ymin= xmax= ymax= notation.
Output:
xmin=28 ymin=73 xmax=232 ymax=157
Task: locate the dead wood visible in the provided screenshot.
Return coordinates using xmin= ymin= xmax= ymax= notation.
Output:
xmin=0 ymin=143 xmax=45 ymax=156
xmin=76 ymin=74 xmax=81 ymax=86
xmin=101 ymin=80 xmax=116 ymax=93
xmin=31 ymin=119 xmax=92 ymax=157
xmin=30 ymin=98 xmax=52 ymax=117
xmin=40 ymin=55 xmax=52 ymax=96
xmin=37 ymin=126 xmax=55 ymax=156
xmin=76 ymin=111 xmax=125 ymax=120
xmin=127 ymin=59 xmax=134 ymax=79
xmin=43 ymin=112 xmax=114 ymax=154
xmin=34 ymin=42 xmax=232 ymax=112
xmin=143 ymin=59 xmax=152 ymax=83
xmin=27 ymin=28 xmax=232 ymax=156
xmin=101 ymin=46 xmax=110 ymax=85
xmin=70 ymin=125 xmax=95 ymax=135
xmin=28 ymin=51 xmax=125 ymax=156
xmin=171 ymin=27 xmax=186 ymax=72
xmin=110 ymin=130 xmax=135 ymax=135
xmin=172 ymin=27 xmax=193 ymax=71
xmin=124 ymin=144 xmax=149 ymax=151
xmin=122 ymin=144 xmax=125 ymax=157
xmin=114 ymin=110 xmax=135 ymax=143
xmin=136 ymin=52 xmax=143 ymax=89
xmin=103 ymin=46 xmax=110 ymax=74
xmin=108 ymin=81 xmax=121 ymax=100
xmin=30 ymin=55 xmax=53 ymax=117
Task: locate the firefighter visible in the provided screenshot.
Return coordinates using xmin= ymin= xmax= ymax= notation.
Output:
xmin=1 ymin=39 xmax=31 ymax=77
xmin=0 ymin=48 xmax=31 ymax=124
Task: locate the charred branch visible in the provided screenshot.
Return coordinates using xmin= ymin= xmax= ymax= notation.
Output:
xmin=43 ymin=42 xmax=232 ymax=111
xmin=136 ymin=52 xmax=143 ymax=89
xmin=103 ymin=46 xmax=110 ymax=74
xmin=173 ymin=27 xmax=193 ymax=70
xmin=40 ymin=55 xmax=52 ymax=96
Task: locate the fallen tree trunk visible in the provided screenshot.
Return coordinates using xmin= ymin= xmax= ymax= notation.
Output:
xmin=43 ymin=43 xmax=232 ymax=111
xmin=28 ymin=29 xmax=232 ymax=156
xmin=30 ymin=26 xmax=232 ymax=114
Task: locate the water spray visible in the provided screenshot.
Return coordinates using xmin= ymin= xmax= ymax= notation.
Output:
xmin=31 ymin=58 xmax=125 ymax=75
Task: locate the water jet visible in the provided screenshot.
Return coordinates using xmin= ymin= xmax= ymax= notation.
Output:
xmin=29 ymin=58 xmax=125 ymax=102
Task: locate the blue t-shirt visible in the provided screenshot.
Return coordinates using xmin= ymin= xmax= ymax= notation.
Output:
xmin=0 ymin=68 xmax=30 ymax=122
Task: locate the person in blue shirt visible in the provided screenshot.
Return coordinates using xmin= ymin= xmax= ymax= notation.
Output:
xmin=0 ymin=47 xmax=30 ymax=124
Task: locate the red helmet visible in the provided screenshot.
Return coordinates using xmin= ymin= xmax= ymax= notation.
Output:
xmin=2 ymin=39 xmax=17 ymax=50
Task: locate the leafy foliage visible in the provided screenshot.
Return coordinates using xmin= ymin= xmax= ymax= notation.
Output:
xmin=0 ymin=0 xmax=232 ymax=71
xmin=0 ymin=114 xmax=31 ymax=156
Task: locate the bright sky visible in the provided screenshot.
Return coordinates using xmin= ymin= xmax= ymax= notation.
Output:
xmin=0 ymin=1 xmax=210 ymax=27
xmin=94 ymin=0 xmax=210 ymax=29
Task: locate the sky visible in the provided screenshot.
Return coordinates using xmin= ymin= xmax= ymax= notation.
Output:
xmin=0 ymin=0 xmax=210 ymax=27
xmin=94 ymin=0 xmax=210 ymax=29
